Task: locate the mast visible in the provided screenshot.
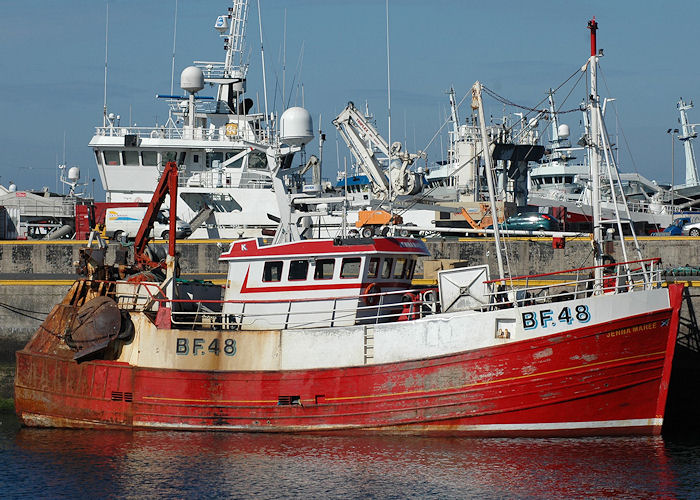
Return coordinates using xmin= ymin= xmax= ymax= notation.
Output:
xmin=473 ymin=81 xmax=506 ymax=282
xmin=677 ymin=98 xmax=700 ymax=187
xmin=587 ymin=17 xmax=604 ymax=291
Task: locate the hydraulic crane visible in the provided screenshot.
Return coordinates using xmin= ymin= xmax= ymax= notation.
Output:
xmin=333 ymin=102 xmax=424 ymax=201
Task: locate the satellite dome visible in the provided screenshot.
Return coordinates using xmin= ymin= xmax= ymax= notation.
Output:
xmin=180 ymin=66 xmax=204 ymax=94
xmin=8 ymin=182 xmax=16 ymax=192
xmin=68 ymin=166 xmax=80 ymax=182
xmin=557 ymin=124 xmax=570 ymax=139
xmin=280 ymin=107 xmax=314 ymax=146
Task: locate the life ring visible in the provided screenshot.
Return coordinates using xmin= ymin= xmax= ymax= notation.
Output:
xmin=362 ymin=283 xmax=381 ymax=306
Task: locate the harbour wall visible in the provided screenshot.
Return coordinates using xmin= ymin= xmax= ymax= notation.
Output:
xmin=1 ymin=236 xmax=700 ymax=360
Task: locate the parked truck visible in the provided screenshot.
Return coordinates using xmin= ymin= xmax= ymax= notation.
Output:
xmin=104 ymin=207 xmax=191 ymax=241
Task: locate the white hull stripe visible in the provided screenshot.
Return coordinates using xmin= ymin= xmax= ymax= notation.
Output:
xmin=130 ymin=418 xmax=663 ymax=432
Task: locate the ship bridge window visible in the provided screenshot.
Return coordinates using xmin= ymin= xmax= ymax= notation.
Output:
xmin=225 ymin=149 xmax=243 ymax=168
xmin=225 ymin=150 xmax=244 ymax=168
xmin=263 ymin=261 xmax=283 ymax=282
xmin=103 ymin=150 xmax=120 ymax=166
xmin=142 ymin=151 xmax=158 ymax=166
xmin=393 ymin=258 xmax=407 ymax=279
xmin=94 ymin=151 xmax=102 ymax=167
xmin=340 ymin=258 xmax=362 ymax=279
xmin=314 ymin=259 xmax=335 ymax=280
xmin=161 ymin=151 xmax=178 ymax=166
xmin=381 ymin=258 xmax=393 ymax=279
xmin=408 ymin=260 xmax=416 ymax=280
xmin=288 ymin=259 xmax=309 ymax=281
xmin=206 ymin=152 xmax=223 ymax=169
xmin=368 ymin=257 xmax=380 ymax=278
xmin=248 ymin=151 xmax=268 ymax=170
xmin=122 ymin=150 xmax=139 ymax=166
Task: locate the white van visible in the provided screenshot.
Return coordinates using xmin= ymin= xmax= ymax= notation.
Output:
xmin=104 ymin=207 xmax=192 ymax=241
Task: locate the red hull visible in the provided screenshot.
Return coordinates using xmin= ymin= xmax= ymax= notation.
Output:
xmin=15 ymin=286 xmax=682 ymax=437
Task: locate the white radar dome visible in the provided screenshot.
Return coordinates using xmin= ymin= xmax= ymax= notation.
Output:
xmin=180 ymin=66 xmax=204 ymax=94
xmin=8 ymin=182 xmax=16 ymax=192
xmin=557 ymin=124 xmax=570 ymax=139
xmin=68 ymin=166 xmax=80 ymax=182
xmin=280 ymin=107 xmax=314 ymax=146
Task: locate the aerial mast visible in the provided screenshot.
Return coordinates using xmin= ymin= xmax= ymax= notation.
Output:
xmin=677 ymin=98 xmax=700 ymax=187
xmin=587 ymin=17 xmax=604 ymax=292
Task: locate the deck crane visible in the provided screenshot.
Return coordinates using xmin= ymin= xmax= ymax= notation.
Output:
xmin=333 ymin=102 xmax=424 ymax=201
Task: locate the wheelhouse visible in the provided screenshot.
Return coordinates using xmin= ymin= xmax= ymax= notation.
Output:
xmin=220 ymin=237 xmax=430 ymax=329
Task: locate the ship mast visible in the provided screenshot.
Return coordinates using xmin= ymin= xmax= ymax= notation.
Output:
xmin=587 ymin=17 xmax=604 ymax=292
xmin=197 ymin=0 xmax=250 ymax=112
xmin=677 ymin=98 xmax=700 ymax=187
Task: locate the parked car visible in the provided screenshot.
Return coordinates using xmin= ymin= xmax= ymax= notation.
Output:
xmin=654 ymin=217 xmax=700 ymax=236
xmin=490 ymin=212 xmax=560 ymax=231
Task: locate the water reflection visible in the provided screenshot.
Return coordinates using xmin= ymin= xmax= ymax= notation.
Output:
xmin=1 ymin=413 xmax=685 ymax=499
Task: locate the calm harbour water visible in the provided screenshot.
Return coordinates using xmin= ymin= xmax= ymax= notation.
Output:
xmin=2 ymin=413 xmax=700 ymax=499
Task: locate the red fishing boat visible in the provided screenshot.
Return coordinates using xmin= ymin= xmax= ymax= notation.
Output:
xmin=14 ymin=17 xmax=683 ymax=436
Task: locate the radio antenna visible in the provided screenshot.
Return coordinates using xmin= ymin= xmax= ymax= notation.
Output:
xmin=102 ymin=1 xmax=109 ymax=126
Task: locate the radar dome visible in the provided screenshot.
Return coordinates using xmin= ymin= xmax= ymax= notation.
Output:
xmin=557 ymin=124 xmax=570 ymax=139
xmin=180 ymin=66 xmax=204 ymax=94
xmin=68 ymin=166 xmax=80 ymax=182
xmin=8 ymin=182 xmax=16 ymax=192
xmin=280 ymin=107 xmax=314 ymax=146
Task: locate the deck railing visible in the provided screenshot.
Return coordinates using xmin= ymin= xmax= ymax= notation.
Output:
xmin=97 ymin=258 xmax=662 ymax=331
xmin=483 ymin=258 xmax=662 ymax=309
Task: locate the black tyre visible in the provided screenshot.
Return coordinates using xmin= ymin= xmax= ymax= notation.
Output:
xmin=690 ymin=228 xmax=700 ymax=237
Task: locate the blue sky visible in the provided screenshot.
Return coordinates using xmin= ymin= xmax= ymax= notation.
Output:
xmin=2 ymin=0 xmax=699 ymax=198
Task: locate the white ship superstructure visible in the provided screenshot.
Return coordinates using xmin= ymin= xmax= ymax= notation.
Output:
xmin=90 ymin=1 xmax=313 ymax=238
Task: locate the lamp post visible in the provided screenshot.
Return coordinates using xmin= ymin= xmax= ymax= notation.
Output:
xmin=667 ymin=128 xmax=679 ymax=212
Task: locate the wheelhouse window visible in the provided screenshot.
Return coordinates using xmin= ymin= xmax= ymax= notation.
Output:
xmin=141 ymin=151 xmax=158 ymax=166
xmin=225 ymin=150 xmax=244 ymax=168
xmin=393 ymin=258 xmax=407 ymax=279
xmin=406 ymin=260 xmax=416 ymax=280
xmin=262 ymin=261 xmax=283 ymax=282
xmin=340 ymin=257 xmax=361 ymax=279
xmin=288 ymin=260 xmax=309 ymax=281
xmin=206 ymin=151 xmax=224 ymax=169
xmin=248 ymin=151 xmax=268 ymax=169
xmin=122 ymin=150 xmax=139 ymax=166
xmin=314 ymin=259 xmax=335 ymax=280
xmin=380 ymin=258 xmax=393 ymax=279
xmin=161 ymin=151 xmax=178 ymax=166
xmin=103 ymin=150 xmax=120 ymax=166
xmin=368 ymin=257 xmax=380 ymax=278
xmin=94 ymin=151 xmax=103 ymax=167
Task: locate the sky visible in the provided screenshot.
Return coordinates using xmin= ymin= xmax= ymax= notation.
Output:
xmin=2 ymin=0 xmax=700 ymax=199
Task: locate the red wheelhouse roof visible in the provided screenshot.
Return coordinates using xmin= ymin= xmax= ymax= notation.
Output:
xmin=219 ymin=237 xmax=430 ymax=261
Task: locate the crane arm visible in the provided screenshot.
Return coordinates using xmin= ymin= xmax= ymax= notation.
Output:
xmin=333 ymin=102 xmax=391 ymax=196
xmin=133 ymin=161 xmax=179 ymax=268
xmin=333 ymin=101 xmax=425 ymax=200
